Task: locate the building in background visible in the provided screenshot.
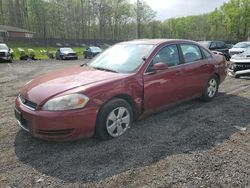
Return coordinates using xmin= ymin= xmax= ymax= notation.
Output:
xmin=0 ymin=25 xmax=35 ymax=42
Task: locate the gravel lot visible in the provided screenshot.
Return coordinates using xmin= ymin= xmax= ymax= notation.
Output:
xmin=0 ymin=60 xmax=249 ymax=188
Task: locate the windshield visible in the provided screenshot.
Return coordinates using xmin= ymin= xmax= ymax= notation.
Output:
xmin=241 ymin=47 xmax=250 ymax=55
xmin=88 ymin=44 xmax=154 ymax=73
xmin=233 ymin=42 xmax=250 ymax=48
xmin=198 ymin=41 xmax=211 ymax=48
xmin=0 ymin=44 xmax=8 ymax=50
xmin=61 ymin=48 xmax=74 ymax=53
xmin=90 ymin=47 xmax=101 ymax=53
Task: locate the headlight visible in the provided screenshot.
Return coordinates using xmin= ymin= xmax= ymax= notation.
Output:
xmin=42 ymin=94 xmax=89 ymax=111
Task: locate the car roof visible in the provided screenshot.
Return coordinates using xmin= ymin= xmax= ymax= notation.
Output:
xmin=199 ymin=40 xmax=225 ymax=43
xmin=60 ymin=47 xmax=73 ymax=49
xmin=119 ymin=39 xmax=198 ymax=46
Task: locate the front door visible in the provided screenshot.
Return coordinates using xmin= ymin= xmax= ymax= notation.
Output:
xmin=143 ymin=44 xmax=185 ymax=114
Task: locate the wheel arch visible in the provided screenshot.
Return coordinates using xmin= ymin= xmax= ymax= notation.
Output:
xmin=214 ymin=72 xmax=220 ymax=83
xmin=98 ymin=94 xmax=139 ymax=121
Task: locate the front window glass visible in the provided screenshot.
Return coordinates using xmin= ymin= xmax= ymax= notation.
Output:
xmin=241 ymin=47 xmax=250 ymax=55
xmin=151 ymin=45 xmax=180 ymax=67
xmin=216 ymin=41 xmax=225 ymax=48
xmin=210 ymin=42 xmax=216 ymax=49
xmin=233 ymin=42 xmax=250 ymax=48
xmin=89 ymin=44 xmax=154 ymax=73
xmin=180 ymin=44 xmax=202 ymax=63
xmin=198 ymin=41 xmax=211 ymax=48
xmin=90 ymin=47 xmax=102 ymax=53
xmin=0 ymin=44 xmax=8 ymax=50
xmin=61 ymin=48 xmax=74 ymax=53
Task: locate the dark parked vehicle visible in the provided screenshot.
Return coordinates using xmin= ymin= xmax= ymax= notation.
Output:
xmin=228 ymin=47 xmax=250 ymax=78
xmin=0 ymin=43 xmax=13 ymax=62
xmin=15 ymin=39 xmax=227 ymax=141
xmin=84 ymin=46 xmax=102 ymax=59
xmin=55 ymin=48 xmax=78 ymax=60
xmin=199 ymin=41 xmax=230 ymax=60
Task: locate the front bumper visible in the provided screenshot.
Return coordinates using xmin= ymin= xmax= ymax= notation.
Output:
xmin=0 ymin=56 xmax=11 ymax=61
xmin=61 ymin=55 xmax=78 ymax=60
xmin=15 ymin=97 xmax=98 ymax=141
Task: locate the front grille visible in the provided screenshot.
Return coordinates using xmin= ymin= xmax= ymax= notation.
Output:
xmin=234 ymin=63 xmax=250 ymax=71
xmin=0 ymin=52 xmax=5 ymax=57
xmin=37 ymin=128 xmax=74 ymax=136
xmin=19 ymin=95 xmax=37 ymax=110
xmin=68 ymin=53 xmax=76 ymax=56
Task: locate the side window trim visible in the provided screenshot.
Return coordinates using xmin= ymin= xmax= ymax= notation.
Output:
xmin=200 ymin=47 xmax=212 ymax=59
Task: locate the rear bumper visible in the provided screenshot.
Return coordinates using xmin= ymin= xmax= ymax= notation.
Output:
xmin=15 ymin=97 xmax=98 ymax=141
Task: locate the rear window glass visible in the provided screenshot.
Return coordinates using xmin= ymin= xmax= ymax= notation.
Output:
xmin=201 ymin=48 xmax=212 ymax=59
xmin=180 ymin=44 xmax=202 ymax=63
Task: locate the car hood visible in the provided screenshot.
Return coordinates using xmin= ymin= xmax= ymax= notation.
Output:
xmin=230 ymin=53 xmax=250 ymax=63
xmin=229 ymin=48 xmax=246 ymax=52
xmin=20 ymin=66 xmax=128 ymax=105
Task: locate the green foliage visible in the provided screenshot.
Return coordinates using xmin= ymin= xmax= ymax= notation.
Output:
xmin=160 ymin=0 xmax=250 ymax=41
xmin=0 ymin=0 xmax=249 ymax=41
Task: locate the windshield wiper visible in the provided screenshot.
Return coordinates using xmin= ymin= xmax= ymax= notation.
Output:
xmin=93 ymin=67 xmax=118 ymax=73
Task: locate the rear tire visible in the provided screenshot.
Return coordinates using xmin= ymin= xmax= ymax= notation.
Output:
xmin=201 ymin=75 xmax=219 ymax=101
xmin=95 ymin=98 xmax=133 ymax=140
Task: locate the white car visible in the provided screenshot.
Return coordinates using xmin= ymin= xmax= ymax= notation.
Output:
xmin=229 ymin=41 xmax=250 ymax=57
xmin=228 ymin=47 xmax=250 ymax=78
xmin=0 ymin=43 xmax=13 ymax=63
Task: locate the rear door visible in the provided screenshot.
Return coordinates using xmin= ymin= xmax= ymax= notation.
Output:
xmin=143 ymin=44 xmax=185 ymax=113
xmin=179 ymin=44 xmax=213 ymax=98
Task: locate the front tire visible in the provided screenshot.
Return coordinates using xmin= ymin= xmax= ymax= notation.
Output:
xmin=202 ymin=75 xmax=219 ymax=101
xmin=9 ymin=57 xmax=13 ymax=63
xmin=95 ymin=98 xmax=133 ymax=140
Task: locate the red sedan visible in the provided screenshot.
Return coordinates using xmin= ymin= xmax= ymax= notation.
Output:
xmin=15 ymin=39 xmax=227 ymax=141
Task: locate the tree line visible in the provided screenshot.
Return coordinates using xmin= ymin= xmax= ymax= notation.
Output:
xmin=0 ymin=0 xmax=249 ymax=41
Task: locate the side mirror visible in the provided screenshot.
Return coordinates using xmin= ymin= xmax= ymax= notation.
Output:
xmin=152 ymin=62 xmax=168 ymax=71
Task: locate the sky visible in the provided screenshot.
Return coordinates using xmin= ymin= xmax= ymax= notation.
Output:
xmin=131 ymin=0 xmax=230 ymax=20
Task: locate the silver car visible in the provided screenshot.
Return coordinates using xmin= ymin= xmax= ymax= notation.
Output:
xmin=0 ymin=43 xmax=13 ymax=63
xmin=228 ymin=47 xmax=250 ymax=78
xmin=229 ymin=42 xmax=250 ymax=57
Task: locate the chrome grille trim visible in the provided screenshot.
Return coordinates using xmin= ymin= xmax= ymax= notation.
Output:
xmin=18 ymin=94 xmax=37 ymax=110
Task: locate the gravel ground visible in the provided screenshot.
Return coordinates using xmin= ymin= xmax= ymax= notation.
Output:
xmin=0 ymin=60 xmax=249 ymax=188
